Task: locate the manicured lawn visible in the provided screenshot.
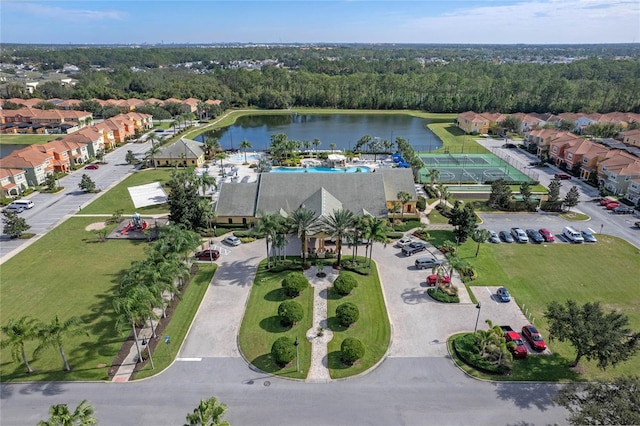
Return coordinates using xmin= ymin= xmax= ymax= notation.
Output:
xmin=0 ymin=217 xmax=148 ymax=381
xmin=80 ymin=169 xmax=174 ymax=215
xmin=0 ymin=134 xmax=60 ymax=145
xmin=133 ymin=264 xmax=216 ymax=379
xmin=455 ymin=233 xmax=640 ymax=381
xmin=427 ymin=122 xmax=489 ymax=154
xmin=238 ymin=263 xmax=314 ymax=379
xmin=326 ymin=264 xmax=391 ymax=379
xmin=560 ymin=211 xmax=590 ymax=221
xmin=427 ymin=206 xmax=450 ymax=224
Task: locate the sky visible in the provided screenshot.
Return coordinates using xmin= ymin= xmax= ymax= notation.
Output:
xmin=1 ymin=0 xmax=639 ymax=45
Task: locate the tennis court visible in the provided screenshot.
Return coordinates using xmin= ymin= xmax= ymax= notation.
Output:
xmin=419 ymin=153 xmax=536 ymax=184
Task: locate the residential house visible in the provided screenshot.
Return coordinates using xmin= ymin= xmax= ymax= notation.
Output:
xmin=33 ymin=141 xmax=71 ymax=172
xmin=123 ymin=112 xmax=153 ymax=132
xmin=0 ymin=146 xmax=54 ymax=186
xmin=95 ymin=116 xmax=134 ymax=145
xmin=60 ymin=130 xmax=105 ymax=158
xmin=510 ymin=113 xmax=543 ymax=132
xmin=549 ymin=133 xmax=582 ymax=166
xmin=0 ymin=107 xmax=93 ymax=131
xmin=0 ymin=168 xmax=28 ymax=197
xmin=598 ymin=150 xmax=640 ymax=195
xmin=153 ymin=137 xmax=205 ymax=168
xmin=181 ymin=98 xmax=200 ymax=115
xmin=576 ymin=141 xmax=609 ymax=181
xmin=456 ymin=111 xmax=492 ymax=134
xmin=43 ymin=138 xmax=90 ymax=167
xmin=523 ymin=128 xmax=563 ymax=155
xmin=621 ymin=129 xmax=640 ymax=147
xmin=56 ymin=99 xmax=82 ymax=110
xmin=625 ymin=179 xmax=640 ymax=206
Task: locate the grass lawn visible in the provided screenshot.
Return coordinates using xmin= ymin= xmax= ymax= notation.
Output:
xmin=427 ymin=206 xmax=450 ymax=224
xmin=326 ymin=264 xmax=391 ymax=379
xmin=133 ymin=264 xmax=216 ymax=380
xmin=427 ymin=122 xmax=489 ymax=154
xmin=453 ymin=233 xmax=640 ymax=381
xmin=80 ymin=169 xmax=174 ymax=215
xmin=560 ymin=211 xmax=590 ymax=221
xmin=0 ymin=217 xmax=149 ymax=382
xmin=0 ymin=134 xmax=60 ymax=145
xmin=238 ymin=263 xmax=314 ymax=379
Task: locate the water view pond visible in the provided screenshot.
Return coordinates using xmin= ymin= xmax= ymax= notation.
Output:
xmin=195 ymin=113 xmax=443 ymax=152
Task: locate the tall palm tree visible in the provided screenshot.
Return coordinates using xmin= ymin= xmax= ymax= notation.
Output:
xmin=197 ymin=172 xmax=217 ymax=197
xmin=471 ymin=229 xmax=491 ymax=257
xmin=184 ymin=396 xmax=229 ymax=426
xmin=288 ymin=207 xmax=318 ymax=266
xmin=37 ymin=399 xmax=97 ymax=426
xmin=254 ymin=212 xmax=283 ymax=269
xmin=303 ymin=140 xmax=311 ymax=155
xmin=383 ymin=139 xmax=394 ymax=154
xmin=214 ymin=152 xmax=227 ymax=175
xmin=397 ymin=191 xmax=412 ymax=220
xmin=1 ymin=316 xmax=37 ymax=373
xmin=34 ymin=316 xmax=87 ymax=372
xmin=312 ymin=138 xmax=321 ymax=157
xmin=204 ymin=137 xmax=220 ymax=160
xmin=429 ymin=169 xmax=440 ymax=190
xmin=329 ymin=143 xmax=336 ymax=153
xmin=145 ymin=136 xmax=164 ymax=169
xmin=238 ymin=139 xmax=252 ymax=164
xmin=363 ymin=216 xmax=388 ymax=266
xmin=113 ymin=286 xmax=152 ymax=364
xmin=319 ymin=208 xmax=355 ymax=267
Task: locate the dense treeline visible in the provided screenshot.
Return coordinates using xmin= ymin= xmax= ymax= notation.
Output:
xmin=5 ymin=46 xmax=640 ymax=113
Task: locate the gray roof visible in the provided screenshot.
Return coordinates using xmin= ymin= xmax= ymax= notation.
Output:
xmin=216 ymin=182 xmax=259 ymax=216
xmin=380 ymin=168 xmax=417 ymax=201
xmin=157 ymin=137 xmax=204 ymax=159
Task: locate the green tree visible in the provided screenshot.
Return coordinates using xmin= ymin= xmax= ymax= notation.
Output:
xmin=1 ymin=316 xmax=37 ymax=373
xmin=78 ymin=174 xmax=96 ymax=193
xmin=487 ymin=179 xmax=512 ymax=209
xmin=333 ymin=273 xmax=358 ymax=295
xmin=125 ymin=149 xmax=136 ymax=165
xmin=95 ymin=148 xmax=105 ymax=163
xmin=281 ymin=272 xmax=309 ymax=298
xmin=287 ymin=207 xmax=318 ymax=267
xmin=254 ymin=212 xmax=285 ymax=269
xmin=396 ymin=191 xmax=412 ymax=220
xmin=34 ymin=316 xmax=87 ymax=372
xmin=278 ymin=300 xmax=304 ymax=326
xmin=166 ymin=169 xmax=209 ymax=230
xmin=449 ymin=202 xmax=477 ymax=243
xmin=184 ymin=396 xmax=230 ymax=426
xmin=501 ymin=115 xmax=523 ymax=134
xmin=548 ymin=178 xmax=562 ymax=203
xmin=564 ymin=186 xmax=580 ymax=211
xmin=555 ymin=376 xmax=640 ymax=426
xmin=203 ymin=136 xmax=220 ymax=159
xmin=329 ymin=142 xmax=337 ymax=153
xmin=319 ymin=208 xmax=355 ymax=267
xmin=144 ymin=135 xmax=164 ymax=168
xmin=37 ymin=399 xmax=97 ymax=426
xmin=336 ymin=302 xmax=359 ymax=327
xmin=312 ymin=138 xmax=321 ymax=157
xmin=45 ymin=173 xmax=58 ymax=191
xmin=362 ymin=216 xmax=388 ymax=266
xmin=428 ymin=169 xmax=440 ymax=190
xmin=2 ymin=210 xmax=31 ymax=238
xmin=341 ymin=337 xmax=365 ymax=364
xmin=471 ymin=229 xmax=491 ymax=257
xmin=545 ymin=300 xmax=640 ymax=368
xmin=271 ymin=336 xmax=296 ymax=366
xmin=238 ymin=139 xmax=252 ymax=164
xmin=519 ymin=181 xmax=534 ymax=210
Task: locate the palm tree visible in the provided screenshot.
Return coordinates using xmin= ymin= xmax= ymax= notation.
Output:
xmin=397 ymin=191 xmax=412 ymax=220
xmin=429 ymin=169 xmax=440 ymax=190
xmin=214 ymin=152 xmax=227 ymax=175
xmin=197 ymin=172 xmax=217 ymax=197
xmin=329 ymin=143 xmax=336 ymax=153
xmin=431 ymin=263 xmax=450 ymax=288
xmin=363 ymin=216 xmax=388 ymax=267
xmin=1 ymin=316 xmax=37 ymax=373
xmin=471 ymin=229 xmax=491 ymax=257
xmin=37 ymin=399 xmax=97 ymax=426
xmin=204 ymin=136 xmax=220 ymax=159
xmin=312 ymin=138 xmax=321 ymax=157
xmin=113 ymin=287 xmax=151 ymax=364
xmin=319 ymin=208 xmax=355 ymax=267
xmin=184 ymin=396 xmax=229 ymax=426
xmin=383 ymin=139 xmax=394 ymax=154
xmin=145 ymin=137 xmax=164 ymax=169
xmin=34 ymin=316 xmax=87 ymax=372
xmin=254 ymin=212 xmax=283 ymax=269
xmin=288 ymin=207 xmax=318 ymax=266
xmin=303 ymin=140 xmax=311 ymax=155
xmin=238 ymin=139 xmax=252 ymax=164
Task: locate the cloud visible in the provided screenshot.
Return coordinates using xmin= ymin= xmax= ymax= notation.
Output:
xmin=6 ymin=2 xmax=126 ymax=22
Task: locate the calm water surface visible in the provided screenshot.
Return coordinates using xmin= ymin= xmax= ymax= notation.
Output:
xmin=195 ymin=114 xmax=442 ymax=152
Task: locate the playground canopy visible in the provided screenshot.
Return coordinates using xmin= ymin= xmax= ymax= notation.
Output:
xmin=127 ymin=182 xmax=168 ymax=208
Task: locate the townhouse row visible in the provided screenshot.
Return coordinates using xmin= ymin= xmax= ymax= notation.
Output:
xmin=0 ymin=112 xmax=152 ymax=196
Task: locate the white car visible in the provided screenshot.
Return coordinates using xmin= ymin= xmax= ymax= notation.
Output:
xmin=395 ymin=236 xmax=413 ymax=247
xmin=223 ymin=235 xmax=241 ymax=246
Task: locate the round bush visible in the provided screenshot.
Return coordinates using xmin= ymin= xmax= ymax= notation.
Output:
xmin=271 ymin=337 xmax=296 ymax=366
xmin=278 ymin=300 xmax=304 ymax=326
xmin=282 ymin=272 xmax=309 ymax=297
xmin=341 ymin=337 xmax=365 ymax=365
xmin=336 ymin=302 xmax=359 ymax=327
xmin=333 ymin=273 xmax=358 ymax=296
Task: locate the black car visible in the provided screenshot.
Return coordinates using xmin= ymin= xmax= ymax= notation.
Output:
xmin=499 ymin=231 xmax=514 ymax=243
xmin=402 ymin=241 xmax=427 ymax=256
xmin=526 ymin=228 xmax=545 ymax=243
xmin=612 ymin=205 xmax=634 ymax=215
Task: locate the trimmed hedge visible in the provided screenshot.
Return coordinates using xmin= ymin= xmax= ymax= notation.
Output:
xmin=452 ymin=333 xmax=512 ymax=375
xmin=427 ymin=287 xmax=459 ymax=303
xmin=268 ymin=261 xmax=303 ymax=273
xmin=271 ymin=337 xmax=296 ymax=367
xmin=333 ymin=273 xmax=358 ymax=295
xmin=278 ymin=300 xmax=304 ymax=326
xmin=336 ymin=302 xmax=359 ymax=327
xmin=281 ymin=272 xmax=310 ymax=297
xmin=341 ymin=337 xmax=365 ymax=364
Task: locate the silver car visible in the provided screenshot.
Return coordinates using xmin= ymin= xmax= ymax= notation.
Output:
xmin=488 ymin=230 xmax=501 ymax=243
xmin=222 ymin=235 xmax=241 ymax=246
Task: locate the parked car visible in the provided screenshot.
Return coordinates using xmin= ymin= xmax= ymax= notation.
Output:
xmin=563 ymin=226 xmax=584 ymax=243
xmin=538 ymin=228 xmax=555 ymax=242
xmin=488 ymin=230 xmax=501 ymax=244
xmin=194 ymin=249 xmax=220 ymax=261
xmin=395 ymin=236 xmax=413 ymax=247
xmin=554 ymin=173 xmax=571 ymax=180
xmin=526 ymin=228 xmax=544 ymax=243
xmin=222 ymin=235 xmax=241 ymax=246
xmin=510 ymin=227 xmax=529 ymax=243
xmin=503 ymin=143 xmax=517 ymax=149
xmin=414 ymin=256 xmax=441 ymax=269
xmin=496 ymin=287 xmax=511 ymax=302
xmin=85 ymin=163 xmax=100 ymax=170
xmin=605 ymin=202 xmax=620 ymax=210
xmin=528 ymin=160 xmax=542 ymax=166
xmin=521 ymin=325 xmax=547 ymax=351
xmin=612 ymin=205 xmax=634 ymax=214
xmin=581 ymin=230 xmax=598 ymax=243
xmin=3 ymin=205 xmax=26 ymax=214
xmin=426 ymin=274 xmax=451 ymax=285
xmin=502 ymin=326 xmax=528 ymax=358
xmin=7 ymin=199 xmax=34 ymax=210
xmin=403 ymin=241 xmax=427 ymax=256
xmin=600 ymin=198 xmax=617 ymax=206
xmin=499 ymin=231 xmax=514 ymax=243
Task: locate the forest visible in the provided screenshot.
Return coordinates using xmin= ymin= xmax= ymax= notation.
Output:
xmin=3 ymin=44 xmax=639 ymax=114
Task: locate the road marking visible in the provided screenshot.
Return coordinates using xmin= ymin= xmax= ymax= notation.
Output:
xmin=176 ymin=357 xmax=202 ymax=362
xmin=485 ymin=287 xmax=499 ymax=304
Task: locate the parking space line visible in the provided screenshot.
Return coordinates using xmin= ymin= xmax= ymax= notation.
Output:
xmin=485 ymin=287 xmax=499 ymax=304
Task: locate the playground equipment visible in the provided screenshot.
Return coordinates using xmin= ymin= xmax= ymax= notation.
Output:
xmin=121 ymin=212 xmax=148 ymax=234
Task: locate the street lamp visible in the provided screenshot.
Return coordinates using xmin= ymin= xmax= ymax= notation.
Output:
xmin=294 ymin=337 xmax=299 ymax=373
xmin=209 ymin=239 xmax=213 ymax=262
xmin=474 ymin=302 xmax=482 ymax=333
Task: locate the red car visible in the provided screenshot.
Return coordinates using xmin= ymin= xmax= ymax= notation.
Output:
xmin=554 ymin=173 xmax=571 ymax=180
xmin=599 ymin=198 xmax=615 ymax=206
xmin=504 ymin=330 xmax=528 ymax=358
xmin=538 ymin=228 xmax=555 ymax=242
xmin=606 ymin=202 xmax=620 ymax=210
xmin=426 ymin=274 xmax=451 ymax=285
xmin=521 ymin=325 xmax=547 ymax=351
xmin=85 ymin=163 xmax=99 ymax=170
xmin=194 ymin=249 xmax=220 ymax=261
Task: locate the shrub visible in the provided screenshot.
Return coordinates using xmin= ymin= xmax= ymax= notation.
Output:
xmin=336 ymin=302 xmax=359 ymax=327
xmin=278 ymin=300 xmax=304 ymax=326
xmin=269 ymin=261 xmax=303 ymax=273
xmin=385 ymin=231 xmax=404 ymax=239
xmin=416 ymin=195 xmax=427 ymax=212
xmin=333 ymin=273 xmax=358 ymax=295
xmin=281 ymin=272 xmax=309 ymax=297
xmin=271 ymin=337 xmax=296 ymax=366
xmin=439 ymin=240 xmax=457 ymax=256
xmin=427 ymin=287 xmax=459 ymax=303
xmin=341 ymin=337 xmax=365 ymax=365
xmin=453 ymin=333 xmax=512 ymax=375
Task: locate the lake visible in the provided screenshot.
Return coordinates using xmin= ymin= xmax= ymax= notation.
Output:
xmin=195 ymin=113 xmax=443 ymax=152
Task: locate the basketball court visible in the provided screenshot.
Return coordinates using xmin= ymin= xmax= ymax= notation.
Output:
xmin=419 ymin=154 xmax=533 ymax=184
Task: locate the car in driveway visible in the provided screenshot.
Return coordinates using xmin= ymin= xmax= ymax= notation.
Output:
xmin=194 ymin=249 xmax=220 ymax=261
xmin=496 ymin=287 xmax=511 ymax=302
xmin=426 ymin=274 xmax=451 ymax=285
xmin=414 ymin=256 xmax=441 ymax=269
xmin=395 ymin=236 xmax=413 ymax=247
xmin=222 ymin=235 xmax=241 ymax=246
xmin=499 ymin=231 xmax=514 ymax=243
xmin=581 ymin=230 xmax=598 ymax=243
xmin=510 ymin=227 xmax=529 ymax=243
xmin=554 ymin=173 xmax=572 ymax=180
xmin=526 ymin=228 xmax=544 ymax=243
xmin=521 ymin=325 xmax=547 ymax=351
xmin=538 ymin=228 xmax=555 ymax=242
xmin=85 ymin=163 xmax=100 ymax=170
xmin=488 ymin=230 xmax=501 ymax=243
xmin=402 ymin=241 xmax=427 ymax=256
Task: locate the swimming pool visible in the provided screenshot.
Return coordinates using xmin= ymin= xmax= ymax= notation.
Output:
xmin=271 ymin=166 xmax=371 ymax=173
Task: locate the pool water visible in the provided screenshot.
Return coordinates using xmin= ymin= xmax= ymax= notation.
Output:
xmin=271 ymin=166 xmax=371 ymax=173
